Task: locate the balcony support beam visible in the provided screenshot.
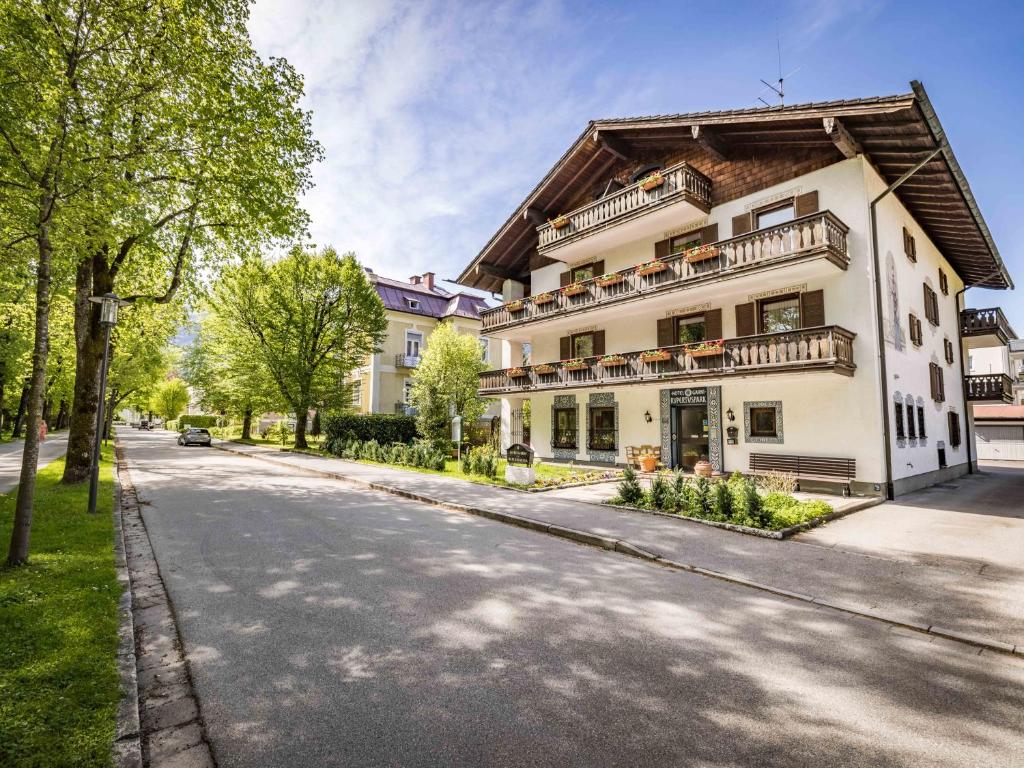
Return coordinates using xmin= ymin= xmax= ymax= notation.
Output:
xmin=690 ymin=125 xmax=728 ymax=161
xmin=823 ymin=117 xmax=863 ymax=159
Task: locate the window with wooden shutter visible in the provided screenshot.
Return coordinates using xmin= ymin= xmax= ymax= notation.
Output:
xmin=923 ymin=284 xmax=939 ymax=326
xmin=697 ymin=223 xmax=719 ymax=245
xmin=654 ymin=238 xmax=671 ymax=259
xmin=735 ymin=302 xmax=756 ymax=337
xmin=930 ymin=362 xmax=945 ymax=403
xmin=909 ymin=314 xmax=921 ymax=346
xmin=559 ymin=335 xmax=571 ymax=360
xmin=906 ymin=401 xmax=916 ymax=439
xmin=903 ymin=227 xmax=917 ymax=262
xmin=944 ymin=338 xmax=954 ymax=365
xmin=799 ymin=290 xmax=825 ymax=328
xmin=939 ymin=269 xmax=948 ymax=295
xmin=559 ymin=270 xmax=571 ymax=287
xmin=704 ymin=308 xmax=723 ymax=340
xmin=731 ymin=212 xmax=753 ymax=237
xmin=895 ymin=402 xmax=905 ymax=439
xmin=591 ymin=260 xmax=604 ymax=279
xmin=917 ymin=406 xmax=926 ymax=439
xmin=656 ymin=317 xmax=674 ymax=347
xmin=592 ymin=330 xmax=605 ymax=357
xmin=793 ymin=190 xmax=819 ymax=218
xmin=948 ymin=411 xmax=961 ymax=447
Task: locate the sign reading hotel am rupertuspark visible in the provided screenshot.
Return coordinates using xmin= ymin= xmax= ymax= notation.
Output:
xmin=506 ymin=443 xmax=533 ymax=466
xmin=669 ymin=387 xmax=707 ymax=406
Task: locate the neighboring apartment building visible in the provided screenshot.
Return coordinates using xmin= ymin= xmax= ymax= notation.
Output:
xmin=457 ymin=81 xmax=1013 ymax=497
xmin=351 ymin=270 xmax=500 ymax=417
xmin=968 ymin=336 xmax=1024 ymax=406
xmin=970 ymin=337 xmax=1024 ymax=461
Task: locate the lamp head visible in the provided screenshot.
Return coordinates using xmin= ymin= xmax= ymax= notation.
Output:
xmin=88 ymin=292 xmax=129 ymax=326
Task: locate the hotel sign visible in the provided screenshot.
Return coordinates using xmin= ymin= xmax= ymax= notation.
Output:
xmin=669 ymin=387 xmax=707 ymax=406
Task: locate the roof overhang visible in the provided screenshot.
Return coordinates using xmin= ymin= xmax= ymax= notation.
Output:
xmin=458 ymin=82 xmax=1011 ymax=293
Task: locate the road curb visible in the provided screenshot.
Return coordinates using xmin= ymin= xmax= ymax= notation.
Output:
xmin=213 ymin=442 xmax=1022 ymax=658
xmin=112 ymin=458 xmax=143 ymax=768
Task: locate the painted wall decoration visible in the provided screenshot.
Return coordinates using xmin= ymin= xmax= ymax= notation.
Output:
xmin=660 ymin=386 xmax=723 ymax=473
xmin=744 ymin=400 xmax=784 ymax=444
xmin=587 ymin=392 xmax=619 ymax=464
xmin=551 ymin=394 xmax=578 ymax=461
xmin=886 ymin=251 xmax=904 ymax=351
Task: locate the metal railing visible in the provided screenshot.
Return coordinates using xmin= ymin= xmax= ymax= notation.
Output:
xmin=964 ymin=373 xmax=1013 ymax=402
xmin=536 ymin=160 xmax=712 ymax=251
xmin=480 ymin=326 xmax=856 ymax=395
xmin=394 ymin=354 xmax=421 ymax=368
xmin=482 ymin=211 xmax=850 ymax=332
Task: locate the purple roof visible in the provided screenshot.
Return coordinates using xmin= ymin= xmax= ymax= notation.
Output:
xmin=370 ymin=272 xmax=488 ymax=321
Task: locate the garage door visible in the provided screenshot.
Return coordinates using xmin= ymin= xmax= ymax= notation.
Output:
xmin=976 ymin=424 xmax=1024 ymax=461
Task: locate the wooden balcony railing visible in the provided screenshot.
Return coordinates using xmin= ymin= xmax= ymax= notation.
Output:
xmin=482 ymin=211 xmax=850 ymax=333
xmin=479 ymin=326 xmax=856 ymax=395
xmin=536 ymin=160 xmax=712 ymax=252
xmin=964 ymin=373 xmax=1013 ymax=403
xmin=961 ymin=307 xmax=1014 ymax=345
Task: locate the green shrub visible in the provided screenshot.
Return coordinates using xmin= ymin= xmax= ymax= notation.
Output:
xmin=322 ymin=413 xmax=417 ymax=448
xmin=767 ymin=499 xmax=833 ymax=530
xmin=614 ymin=467 xmax=644 ymax=505
xmin=465 ymin=446 xmax=499 ymax=478
xmin=649 ymin=474 xmax=672 ymax=511
xmin=694 ymin=476 xmax=713 ymax=518
xmin=265 ymin=419 xmax=293 ymax=445
xmin=670 ymin=471 xmax=688 ymax=514
xmin=177 ymin=414 xmax=221 ymax=429
xmin=712 ymin=480 xmax=733 ymax=520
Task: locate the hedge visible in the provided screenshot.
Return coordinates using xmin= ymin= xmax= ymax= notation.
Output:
xmin=176 ymin=414 xmax=221 ymax=429
xmin=322 ymin=413 xmax=418 ymax=447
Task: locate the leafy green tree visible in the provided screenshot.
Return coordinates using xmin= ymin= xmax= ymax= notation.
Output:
xmin=409 ymin=322 xmax=490 ymax=446
xmin=213 ymin=248 xmax=387 ymax=448
xmin=149 ymin=379 xmax=189 ymax=423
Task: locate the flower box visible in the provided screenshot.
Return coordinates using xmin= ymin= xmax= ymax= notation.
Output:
xmin=506 ymin=300 xmax=527 ymax=313
xmin=598 ymin=355 xmax=627 ymax=367
xmin=685 ymin=341 xmax=724 ymax=358
xmin=637 ymin=261 xmax=667 ymax=276
xmin=507 ymin=367 xmax=529 ymax=378
xmin=562 ymin=282 xmax=588 ymax=297
xmin=640 ymin=349 xmax=672 ymax=363
xmin=563 ymin=359 xmax=589 ymax=371
xmin=684 ymin=245 xmax=718 ymax=264
xmin=596 ymin=273 xmax=624 ymax=287
xmin=639 ymin=172 xmax=665 ymax=191
xmin=532 ymin=292 xmax=556 ymax=306
xmin=549 ymin=215 xmax=570 ymax=230
xmin=534 ymin=363 xmax=557 ymax=375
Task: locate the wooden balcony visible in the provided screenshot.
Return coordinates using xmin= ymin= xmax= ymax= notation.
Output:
xmin=479 ymin=326 xmax=856 ymax=395
xmin=536 ymin=161 xmax=712 ymax=253
xmin=961 ymin=307 xmax=1014 ymax=348
xmin=482 ymin=211 xmax=850 ymax=333
xmin=964 ymin=373 xmax=1013 ymax=403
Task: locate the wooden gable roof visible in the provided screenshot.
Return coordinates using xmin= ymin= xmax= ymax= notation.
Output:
xmin=458 ymin=81 xmax=1011 ymax=293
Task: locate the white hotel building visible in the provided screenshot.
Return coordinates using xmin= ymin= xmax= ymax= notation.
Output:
xmin=457 ymin=82 xmax=1013 ymax=498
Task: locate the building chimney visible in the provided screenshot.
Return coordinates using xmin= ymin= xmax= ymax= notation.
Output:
xmin=422 ymin=272 xmax=435 ymax=291
xmin=409 ymin=275 xmax=420 ymax=285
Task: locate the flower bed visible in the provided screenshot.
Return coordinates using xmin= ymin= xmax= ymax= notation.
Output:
xmin=685 ymin=340 xmax=724 ymax=358
xmin=608 ymin=469 xmax=833 ymax=533
xmin=506 ymin=300 xmax=526 ymax=313
xmin=549 ymin=215 xmax=570 ymax=230
xmin=598 ymin=355 xmax=627 ymax=367
xmin=507 ymin=367 xmax=529 ymax=378
xmin=684 ymin=244 xmax=717 ymax=263
xmin=562 ymin=282 xmax=588 ymax=297
xmin=596 ymin=273 xmax=624 ymax=287
xmin=533 ymin=292 xmax=556 ymax=305
xmin=640 ymin=349 xmax=672 ymax=363
xmin=534 ymin=363 xmax=558 ymax=375
xmin=637 ymin=260 xmax=667 ymax=276
xmin=563 ymin=358 xmax=589 ymax=371
xmin=639 ymin=171 xmax=664 ymax=191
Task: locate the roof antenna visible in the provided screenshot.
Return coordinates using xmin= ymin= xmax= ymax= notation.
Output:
xmin=757 ymin=23 xmax=798 ymax=107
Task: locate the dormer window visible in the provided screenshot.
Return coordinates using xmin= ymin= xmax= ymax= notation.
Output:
xmin=406 ymin=298 xmax=420 ymax=310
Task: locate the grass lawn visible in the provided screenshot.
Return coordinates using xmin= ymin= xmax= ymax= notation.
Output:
xmin=0 ymin=445 xmax=121 ymax=768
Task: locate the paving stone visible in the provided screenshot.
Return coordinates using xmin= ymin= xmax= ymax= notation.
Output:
xmin=153 ymin=743 xmax=215 ymax=768
xmin=147 ymin=722 xmax=204 ymax=761
xmin=137 ymin=661 xmax=190 ymax=696
xmin=111 ymin=738 xmax=143 ymax=768
xmin=141 ymin=695 xmax=199 ymax=732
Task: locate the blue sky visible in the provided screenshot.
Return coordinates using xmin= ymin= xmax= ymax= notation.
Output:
xmin=248 ymin=0 xmax=1023 ymax=330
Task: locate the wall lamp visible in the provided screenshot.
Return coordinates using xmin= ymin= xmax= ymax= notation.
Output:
xmin=644 ymin=410 xmax=653 ymax=423
xmin=726 ymin=408 xmax=736 ymax=422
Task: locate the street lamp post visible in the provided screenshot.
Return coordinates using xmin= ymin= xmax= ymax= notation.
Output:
xmin=87 ymin=292 xmax=128 ymax=515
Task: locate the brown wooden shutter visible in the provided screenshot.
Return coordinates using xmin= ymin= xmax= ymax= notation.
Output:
xmin=939 ymin=269 xmax=948 ymax=295
xmin=591 ymin=260 xmax=604 ymax=277
xmin=938 ymin=366 xmax=945 ymax=402
xmin=657 ymin=317 xmax=675 ymax=347
xmin=704 ymin=308 xmax=722 ymax=340
xmin=799 ymin=289 xmax=825 ymax=328
xmin=559 ymin=271 xmax=571 ymax=287
xmin=592 ymin=330 xmax=605 ymax=357
xmin=735 ymin=302 xmax=756 ymax=336
xmin=794 ymin=190 xmax=819 ymax=217
xmin=654 ymin=238 xmax=671 ymax=259
xmin=932 ymin=290 xmax=940 ymax=325
xmin=559 ymin=336 xmax=571 ymax=360
xmin=929 ymin=363 xmax=937 ymax=401
xmin=698 ymin=223 xmax=719 ymax=245
xmin=732 ymin=212 xmax=753 ymax=237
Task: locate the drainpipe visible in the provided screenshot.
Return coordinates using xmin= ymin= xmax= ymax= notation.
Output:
xmin=869 ymin=146 xmax=943 ymax=500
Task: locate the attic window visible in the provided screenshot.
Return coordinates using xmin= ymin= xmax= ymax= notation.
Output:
xmin=406 ymin=298 xmax=420 ymax=310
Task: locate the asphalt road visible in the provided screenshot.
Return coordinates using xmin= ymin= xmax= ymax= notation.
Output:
xmin=121 ymin=429 xmax=1024 ymax=768
xmin=0 ymin=433 xmax=69 ymax=494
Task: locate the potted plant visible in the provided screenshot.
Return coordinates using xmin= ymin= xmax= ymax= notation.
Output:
xmin=534 ymin=363 xmax=557 ymax=375
xmin=549 ymin=215 xmax=570 ymax=230
xmin=507 ymin=367 xmax=529 ymax=378
xmin=637 ymin=259 xmax=667 ymax=276
xmin=562 ymin=282 xmax=588 ymax=297
xmin=598 ymin=354 xmax=627 ymax=367
xmin=563 ymin=358 xmax=589 ymax=371
xmin=694 ymin=457 xmax=713 ymax=477
xmin=596 ymin=272 xmax=624 ymax=287
xmin=640 ymin=348 xmax=672 ymax=363
xmin=639 ymin=454 xmax=658 ymax=472
xmin=684 ymin=244 xmax=717 ymax=263
xmin=506 ymin=299 xmax=527 ymax=313
xmin=533 ymin=291 xmax=556 ymax=305
xmin=685 ymin=339 xmax=724 ymax=358
xmin=639 ymin=171 xmax=665 ymax=191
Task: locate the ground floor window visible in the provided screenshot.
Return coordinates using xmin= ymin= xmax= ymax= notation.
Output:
xmin=948 ymin=412 xmax=961 ymax=448
xmin=553 ymin=407 xmax=577 ymax=449
xmin=588 ymin=406 xmax=617 ymax=451
xmin=351 ymin=379 xmax=362 ymax=406
xmin=894 ymin=401 xmax=905 ymax=439
xmin=749 ymin=407 xmax=778 ymax=438
xmin=917 ymin=405 xmax=926 ymax=439
xmin=744 ymin=401 xmax=783 ymax=444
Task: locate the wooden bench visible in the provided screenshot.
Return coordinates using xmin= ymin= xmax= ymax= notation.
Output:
xmin=749 ymin=453 xmax=856 ymax=496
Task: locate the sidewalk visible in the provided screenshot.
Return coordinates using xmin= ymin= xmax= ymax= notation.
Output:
xmin=216 ymin=440 xmax=1024 ymax=652
xmin=0 ymin=433 xmax=69 ymax=494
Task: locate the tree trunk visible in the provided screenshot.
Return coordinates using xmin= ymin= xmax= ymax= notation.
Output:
xmin=241 ymin=408 xmax=253 ymax=440
xmin=8 ymin=215 xmax=53 ymax=566
xmin=293 ymin=408 xmax=308 ymax=449
xmin=103 ymin=387 xmax=117 ymax=440
xmin=55 ymin=399 xmax=68 ymax=430
xmin=11 ymin=384 xmax=29 ymax=438
xmin=42 ymin=398 xmax=52 ymax=427
xmin=63 ymin=255 xmax=112 ymax=483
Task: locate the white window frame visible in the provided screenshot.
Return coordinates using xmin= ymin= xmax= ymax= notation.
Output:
xmin=351 ymin=379 xmax=362 ymax=406
xmin=405 ymin=330 xmax=423 ymax=358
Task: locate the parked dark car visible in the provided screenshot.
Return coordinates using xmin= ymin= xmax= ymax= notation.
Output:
xmin=177 ymin=427 xmax=212 ymax=447
xmin=138 ymin=420 xmax=149 ymax=430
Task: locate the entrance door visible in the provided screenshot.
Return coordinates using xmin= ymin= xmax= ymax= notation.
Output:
xmin=673 ymin=405 xmax=709 ymax=470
